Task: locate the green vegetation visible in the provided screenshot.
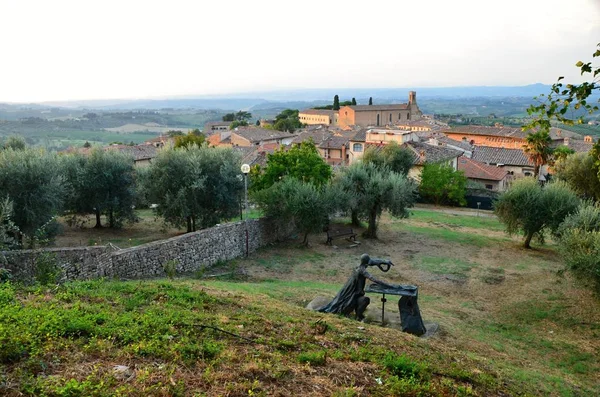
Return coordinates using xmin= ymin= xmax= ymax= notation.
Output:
xmin=63 ymin=149 xmax=137 ymax=229
xmin=557 ymin=202 xmax=600 ymax=293
xmin=412 ymin=255 xmax=477 ymax=278
xmin=335 ymin=162 xmax=416 ymax=238
xmin=494 ymin=179 xmax=580 ymax=248
xmin=273 ymin=109 xmax=304 ymax=132
xmin=362 ymin=141 xmax=414 ymax=176
xmin=419 ymin=163 xmax=468 ymax=206
xmin=0 ymin=148 xmax=64 ymax=245
xmin=143 ymin=145 xmax=243 ymax=232
xmin=409 ymin=208 xmax=504 ymax=231
xmin=250 ymin=140 xmax=331 ymax=191
xmin=554 ymin=152 xmax=600 ymax=201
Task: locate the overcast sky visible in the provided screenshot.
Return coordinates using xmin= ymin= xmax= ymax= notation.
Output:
xmin=0 ymin=0 xmax=599 ymax=102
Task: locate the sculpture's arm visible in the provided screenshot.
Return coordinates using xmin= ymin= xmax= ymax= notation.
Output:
xmin=368 ymin=258 xmax=393 ymax=267
xmin=363 ymin=269 xmax=396 ymax=289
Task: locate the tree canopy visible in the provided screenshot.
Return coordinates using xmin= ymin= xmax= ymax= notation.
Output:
xmin=362 ymin=142 xmax=415 ymax=176
xmin=273 ymin=109 xmax=304 ymax=132
xmin=418 ymin=163 xmax=467 ymax=206
xmin=494 ymin=178 xmax=579 ymax=248
xmin=0 ymin=148 xmax=64 ymax=244
xmin=250 ymin=140 xmax=331 ymax=192
xmin=335 ymin=162 xmax=416 ymax=238
xmin=253 ymin=178 xmax=339 ymax=246
xmin=144 ymin=145 xmax=242 ymax=232
xmin=174 ymin=132 xmax=205 ymax=149
xmin=523 ymin=130 xmax=553 ymax=178
xmin=554 ymin=152 xmax=600 ymax=201
xmin=63 ymin=149 xmax=137 ymax=229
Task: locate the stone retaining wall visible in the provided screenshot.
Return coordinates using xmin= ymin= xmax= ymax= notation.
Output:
xmin=1 ymin=218 xmax=289 ymax=283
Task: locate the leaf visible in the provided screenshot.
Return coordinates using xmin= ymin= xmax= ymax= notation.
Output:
xmin=576 ymin=61 xmax=584 ymax=67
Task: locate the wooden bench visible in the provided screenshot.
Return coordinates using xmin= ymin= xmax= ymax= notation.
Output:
xmin=325 ymin=228 xmax=357 ymax=245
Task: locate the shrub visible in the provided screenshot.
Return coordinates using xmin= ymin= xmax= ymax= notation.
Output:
xmin=34 ymin=252 xmax=60 ymax=285
xmin=494 ymin=179 xmax=579 ymax=248
xmin=558 ymin=202 xmax=600 ymax=293
xmin=419 ymin=163 xmax=467 ymax=206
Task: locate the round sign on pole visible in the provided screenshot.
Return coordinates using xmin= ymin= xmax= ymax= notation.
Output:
xmin=241 ymin=164 xmax=250 ymax=174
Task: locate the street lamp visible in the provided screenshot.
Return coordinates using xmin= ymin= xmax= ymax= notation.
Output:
xmin=241 ymin=164 xmax=250 ymax=257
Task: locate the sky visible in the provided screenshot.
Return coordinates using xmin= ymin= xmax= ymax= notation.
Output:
xmin=0 ymin=0 xmax=599 ymax=103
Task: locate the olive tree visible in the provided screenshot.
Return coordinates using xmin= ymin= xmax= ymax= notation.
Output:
xmin=0 ymin=148 xmax=64 ymax=245
xmin=253 ymin=178 xmax=342 ymax=246
xmin=553 ymin=153 xmax=600 ymax=201
xmin=557 ymin=202 xmax=600 ymax=293
xmin=494 ymin=178 xmax=579 ymax=248
xmin=144 ymin=144 xmax=243 ymax=232
xmin=335 ymin=162 xmax=416 ymax=239
xmin=62 ymin=149 xmax=137 ymax=229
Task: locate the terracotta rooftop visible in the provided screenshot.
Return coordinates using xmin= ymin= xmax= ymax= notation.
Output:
xmin=472 ymin=146 xmax=533 ymax=166
xmin=318 ymin=136 xmax=349 ymax=150
xmin=105 ymin=144 xmax=158 ymax=161
xmin=444 ymin=125 xmax=582 ymax=141
xmin=404 ymin=141 xmax=462 ymax=165
xmin=350 ymin=129 xmax=368 ymax=142
xmin=457 ymin=157 xmax=509 ymax=181
xmin=231 ymin=127 xmax=296 ymax=143
xmin=291 ymin=129 xmax=333 ymax=145
xmin=299 ymin=109 xmax=336 ymax=116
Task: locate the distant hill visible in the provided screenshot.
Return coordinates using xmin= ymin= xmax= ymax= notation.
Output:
xmin=33 ymin=84 xmax=557 ymax=111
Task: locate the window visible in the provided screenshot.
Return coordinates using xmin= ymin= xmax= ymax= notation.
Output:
xmin=353 ymin=143 xmax=363 ymax=152
xmin=407 ymin=113 xmax=410 ymax=120
xmin=376 ymin=114 xmax=380 ymax=126
xmin=398 ymin=113 xmax=402 ymax=120
xmin=389 ymin=114 xmax=392 ymax=123
xmin=485 ymin=184 xmax=493 ymax=190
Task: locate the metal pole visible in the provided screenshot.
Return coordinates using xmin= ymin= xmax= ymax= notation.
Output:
xmin=244 ymin=173 xmax=249 ymax=257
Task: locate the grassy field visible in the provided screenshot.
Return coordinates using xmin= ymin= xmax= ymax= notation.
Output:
xmin=3 ymin=208 xmax=599 ymax=395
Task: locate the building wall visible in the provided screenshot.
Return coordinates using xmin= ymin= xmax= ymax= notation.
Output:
xmin=445 ymin=133 xmax=524 ymax=149
xmin=348 ymin=141 xmax=364 ymax=164
xmin=230 ymin=134 xmax=253 ymax=146
xmin=469 ymin=178 xmax=506 ymax=192
xmin=298 ymin=112 xmax=332 ymax=125
xmin=2 ymin=218 xmax=294 ymax=283
xmin=365 ymin=131 xmax=417 ymax=145
xmin=338 ymin=107 xmax=356 ymax=129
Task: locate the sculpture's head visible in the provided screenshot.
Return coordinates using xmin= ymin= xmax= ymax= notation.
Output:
xmin=360 ymin=253 xmax=370 ymax=266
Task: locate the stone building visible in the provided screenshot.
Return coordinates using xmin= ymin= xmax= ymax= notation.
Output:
xmin=298 ymin=109 xmax=337 ymax=126
xmin=471 ymin=146 xmax=535 ymax=178
xmin=443 ymin=125 xmax=582 ymax=149
xmin=457 ymin=156 xmax=510 ymax=192
xmin=337 ymin=91 xmax=422 ymax=128
xmin=229 ymin=127 xmax=297 ymax=147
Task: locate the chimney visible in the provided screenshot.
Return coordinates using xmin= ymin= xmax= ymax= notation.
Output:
xmin=556 ymin=129 xmax=562 ymax=137
xmin=585 ymin=135 xmax=592 ymax=143
xmin=419 ymin=150 xmax=426 ymax=163
xmin=564 ymin=137 xmax=570 ymax=146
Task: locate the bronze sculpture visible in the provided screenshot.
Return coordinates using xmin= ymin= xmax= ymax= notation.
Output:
xmin=319 ymin=253 xmax=427 ymax=336
xmin=318 ymin=253 xmax=397 ymax=321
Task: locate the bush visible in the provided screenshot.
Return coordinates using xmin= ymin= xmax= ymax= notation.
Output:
xmin=558 ymin=202 xmax=600 ymax=293
xmin=494 ymin=179 xmax=579 ymax=248
xmin=419 ymin=163 xmax=467 ymax=206
xmin=34 ymin=252 xmax=60 ymax=285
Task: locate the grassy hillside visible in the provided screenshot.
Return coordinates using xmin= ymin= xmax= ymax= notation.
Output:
xmin=1 ymin=208 xmax=599 ymax=396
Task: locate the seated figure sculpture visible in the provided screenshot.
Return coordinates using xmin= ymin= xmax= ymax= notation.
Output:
xmin=318 ymin=253 xmax=396 ymax=321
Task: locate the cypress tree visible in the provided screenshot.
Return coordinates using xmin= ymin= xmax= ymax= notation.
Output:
xmin=368 ymin=97 xmax=373 ymax=105
xmin=351 ymin=97 xmax=357 ymax=105
xmin=333 ymin=95 xmax=340 ymax=111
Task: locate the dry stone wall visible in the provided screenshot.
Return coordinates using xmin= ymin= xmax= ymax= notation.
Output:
xmin=1 ymin=218 xmax=290 ymax=282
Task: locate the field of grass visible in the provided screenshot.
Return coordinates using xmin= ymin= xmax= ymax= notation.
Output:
xmin=3 ymin=207 xmax=599 ymax=395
